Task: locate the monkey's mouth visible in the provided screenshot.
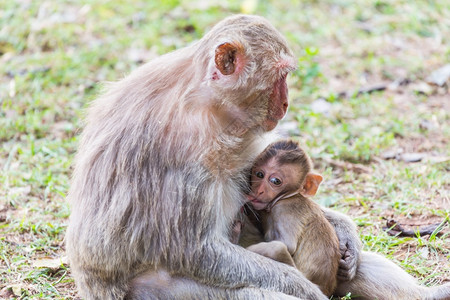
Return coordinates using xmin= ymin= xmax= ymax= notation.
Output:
xmin=247 ymin=196 xmax=269 ymax=210
xmin=250 ymin=198 xmax=262 ymax=204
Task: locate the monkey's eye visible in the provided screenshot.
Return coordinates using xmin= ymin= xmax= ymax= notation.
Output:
xmin=269 ymin=177 xmax=282 ymax=186
xmin=255 ymin=171 xmax=264 ymax=179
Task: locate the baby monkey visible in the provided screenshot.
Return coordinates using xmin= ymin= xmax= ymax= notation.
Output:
xmin=242 ymin=139 xmax=450 ymax=300
xmin=245 ymin=139 xmax=340 ymax=296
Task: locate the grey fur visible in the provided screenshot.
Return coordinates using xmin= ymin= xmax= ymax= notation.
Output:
xmin=66 ymin=15 xmax=327 ymax=299
xmin=335 ymin=251 xmax=450 ymax=300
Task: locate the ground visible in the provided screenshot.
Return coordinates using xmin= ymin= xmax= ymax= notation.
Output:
xmin=0 ymin=0 xmax=448 ymax=298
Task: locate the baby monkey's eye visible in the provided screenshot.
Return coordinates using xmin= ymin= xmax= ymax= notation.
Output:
xmin=269 ymin=177 xmax=282 ymax=186
xmin=255 ymin=171 xmax=264 ymax=179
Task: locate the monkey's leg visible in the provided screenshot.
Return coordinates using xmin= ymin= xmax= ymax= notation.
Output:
xmin=190 ymin=239 xmax=326 ymax=299
xmin=69 ymin=264 xmax=129 ymax=300
xmin=335 ymin=251 xmax=450 ymax=300
xmin=127 ymin=270 xmax=300 ymax=300
xmin=247 ymin=241 xmax=296 ymax=267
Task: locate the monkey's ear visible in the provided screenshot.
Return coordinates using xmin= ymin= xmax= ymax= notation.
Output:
xmin=301 ymin=173 xmax=323 ymax=197
xmin=215 ymin=42 xmax=244 ymax=75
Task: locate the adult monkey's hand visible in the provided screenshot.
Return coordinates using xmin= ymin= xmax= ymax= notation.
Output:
xmin=322 ymin=208 xmax=362 ymax=281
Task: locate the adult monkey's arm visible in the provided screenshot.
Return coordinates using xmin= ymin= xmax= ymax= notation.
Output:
xmin=322 ymin=208 xmax=362 ymax=281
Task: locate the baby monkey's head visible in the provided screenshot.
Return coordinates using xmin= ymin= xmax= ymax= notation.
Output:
xmin=247 ymin=140 xmax=323 ymax=211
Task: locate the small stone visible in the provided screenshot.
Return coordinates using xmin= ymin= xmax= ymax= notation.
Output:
xmin=400 ymin=153 xmax=427 ymax=163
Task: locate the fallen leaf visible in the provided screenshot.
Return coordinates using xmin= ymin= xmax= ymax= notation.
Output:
xmin=11 ymin=285 xmax=23 ymax=297
xmin=32 ymin=256 xmax=68 ymax=270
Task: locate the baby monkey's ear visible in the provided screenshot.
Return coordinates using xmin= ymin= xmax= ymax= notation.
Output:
xmin=301 ymin=173 xmax=323 ymax=197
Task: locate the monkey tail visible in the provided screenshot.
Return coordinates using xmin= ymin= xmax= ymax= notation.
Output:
xmin=335 ymin=252 xmax=450 ymax=300
xmin=421 ymin=282 xmax=450 ymax=300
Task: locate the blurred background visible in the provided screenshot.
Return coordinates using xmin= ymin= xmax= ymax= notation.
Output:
xmin=0 ymin=0 xmax=448 ymax=298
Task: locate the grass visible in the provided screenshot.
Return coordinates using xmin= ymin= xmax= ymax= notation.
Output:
xmin=1 ymin=0 xmax=449 ymax=298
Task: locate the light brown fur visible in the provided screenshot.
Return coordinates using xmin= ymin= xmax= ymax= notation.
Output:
xmin=242 ymin=140 xmax=340 ymax=296
xmin=242 ymin=140 xmax=450 ymax=300
xmin=260 ymin=196 xmax=341 ymax=297
xmin=247 ymin=241 xmax=296 ymax=267
xmin=65 ymin=15 xmax=332 ymax=300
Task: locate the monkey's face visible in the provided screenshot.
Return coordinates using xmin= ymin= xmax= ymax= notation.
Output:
xmin=208 ymin=15 xmax=296 ymax=133
xmin=247 ymin=158 xmax=301 ymax=210
xmin=263 ymin=73 xmax=289 ymax=131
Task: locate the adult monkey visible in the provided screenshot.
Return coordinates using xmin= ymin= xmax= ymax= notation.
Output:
xmin=66 ymin=15 xmax=360 ymax=299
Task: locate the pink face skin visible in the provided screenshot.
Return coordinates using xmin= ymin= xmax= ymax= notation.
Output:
xmin=263 ymin=75 xmax=289 ymax=131
xmin=247 ymin=158 xmax=300 ymax=211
